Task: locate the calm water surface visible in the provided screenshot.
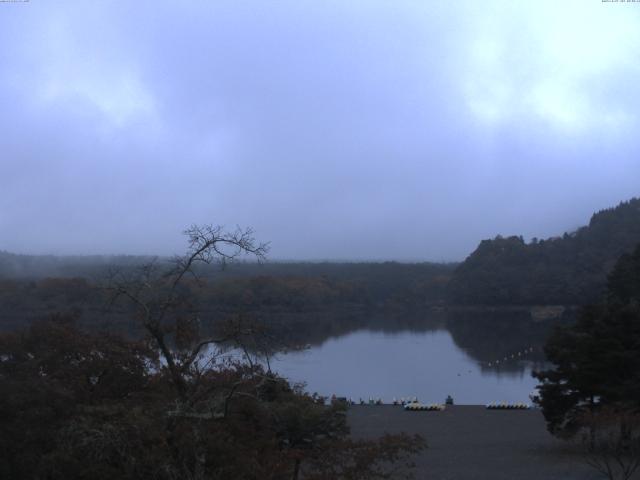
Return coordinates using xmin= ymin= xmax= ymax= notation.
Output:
xmin=271 ymin=328 xmax=542 ymax=405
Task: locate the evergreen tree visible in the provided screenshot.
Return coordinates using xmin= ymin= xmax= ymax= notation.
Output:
xmin=534 ymin=244 xmax=640 ymax=437
xmin=449 ymin=197 xmax=640 ymax=305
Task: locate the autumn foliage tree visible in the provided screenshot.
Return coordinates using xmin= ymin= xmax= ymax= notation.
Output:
xmin=0 ymin=314 xmax=158 ymax=479
xmin=0 ymin=225 xmax=425 ymax=479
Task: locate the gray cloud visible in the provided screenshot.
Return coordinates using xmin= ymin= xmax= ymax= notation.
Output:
xmin=1 ymin=1 xmax=639 ymax=260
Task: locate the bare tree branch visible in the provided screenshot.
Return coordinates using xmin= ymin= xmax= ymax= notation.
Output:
xmin=102 ymin=224 xmax=269 ymax=402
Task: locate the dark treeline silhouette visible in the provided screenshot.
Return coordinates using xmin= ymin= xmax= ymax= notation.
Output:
xmin=0 ymin=225 xmax=425 ymax=480
xmin=0 ymin=276 xmax=560 ymax=375
xmin=0 ymin=251 xmax=453 ymax=281
xmin=0 ymin=262 xmax=455 ymax=337
xmin=535 ymin=243 xmax=640 ymax=435
xmin=3 ymin=197 xmax=639 ymax=315
xmin=0 ymin=315 xmax=425 ymax=480
xmin=0 ymin=254 xmax=454 ymax=306
xmin=448 ymin=198 xmax=640 ymax=306
xmin=2 ymin=196 xmax=639 ymax=349
xmin=532 ymin=243 xmax=640 ymax=480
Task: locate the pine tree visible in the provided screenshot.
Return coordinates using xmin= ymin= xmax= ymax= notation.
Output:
xmin=534 ymin=244 xmax=640 ymax=437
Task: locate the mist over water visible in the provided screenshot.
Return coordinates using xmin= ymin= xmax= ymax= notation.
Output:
xmin=2 ymin=3 xmax=639 ymax=479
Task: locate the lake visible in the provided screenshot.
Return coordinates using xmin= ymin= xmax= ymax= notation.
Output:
xmin=266 ymin=310 xmax=563 ymax=405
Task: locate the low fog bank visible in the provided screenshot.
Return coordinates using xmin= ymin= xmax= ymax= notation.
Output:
xmin=0 ymin=250 xmax=456 ymax=281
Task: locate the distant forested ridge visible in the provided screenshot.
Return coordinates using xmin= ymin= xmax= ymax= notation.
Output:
xmin=0 ymin=251 xmax=453 ymax=302
xmin=0 ymin=260 xmax=455 ymax=335
xmin=3 ymin=197 xmax=638 ymax=314
xmin=448 ymin=198 xmax=640 ymax=306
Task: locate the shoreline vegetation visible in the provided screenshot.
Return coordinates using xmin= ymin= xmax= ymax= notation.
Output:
xmin=0 ymin=197 xmax=638 ymax=478
xmin=1 ymin=198 xmax=638 ymax=324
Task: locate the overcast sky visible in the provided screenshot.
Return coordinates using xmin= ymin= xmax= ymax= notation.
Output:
xmin=1 ymin=1 xmax=639 ymax=261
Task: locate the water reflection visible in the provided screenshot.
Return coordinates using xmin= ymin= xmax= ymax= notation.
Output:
xmin=445 ymin=310 xmax=554 ymax=374
xmin=266 ymin=310 xmax=571 ymax=404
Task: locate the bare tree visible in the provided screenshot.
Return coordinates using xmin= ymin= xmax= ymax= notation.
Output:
xmin=578 ymin=407 xmax=640 ymax=480
xmin=106 ymin=224 xmax=269 ymax=397
xmin=104 ymin=225 xmax=271 ymax=479
xmin=100 ymin=225 xmax=425 ymax=480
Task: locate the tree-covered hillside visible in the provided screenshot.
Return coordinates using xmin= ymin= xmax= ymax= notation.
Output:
xmin=448 ymin=198 xmax=640 ymax=305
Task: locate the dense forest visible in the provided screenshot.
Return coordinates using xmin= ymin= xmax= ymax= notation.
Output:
xmin=534 ymin=243 xmax=640 ymax=444
xmin=2 ymin=201 xmax=638 ymax=478
xmin=448 ymin=198 xmax=640 ymax=306
xmin=1 ymin=197 xmax=639 ymax=340
xmin=0 ymin=226 xmax=428 ymax=480
xmin=0 ymin=259 xmax=454 ymax=336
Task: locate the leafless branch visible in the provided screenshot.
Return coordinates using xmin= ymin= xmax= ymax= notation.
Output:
xmin=101 ymin=224 xmax=269 ymax=401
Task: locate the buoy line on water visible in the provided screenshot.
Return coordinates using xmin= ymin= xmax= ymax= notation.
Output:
xmin=344 ymin=398 xmax=533 ymax=410
xmin=486 ymin=346 xmax=537 ymax=368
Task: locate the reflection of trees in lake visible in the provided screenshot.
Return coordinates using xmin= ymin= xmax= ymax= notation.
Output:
xmin=0 ymin=272 xmax=573 ymax=376
xmin=442 ymin=309 xmax=575 ymax=375
xmin=206 ymin=307 xmax=446 ymax=353
xmin=240 ymin=306 xmax=572 ymax=376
